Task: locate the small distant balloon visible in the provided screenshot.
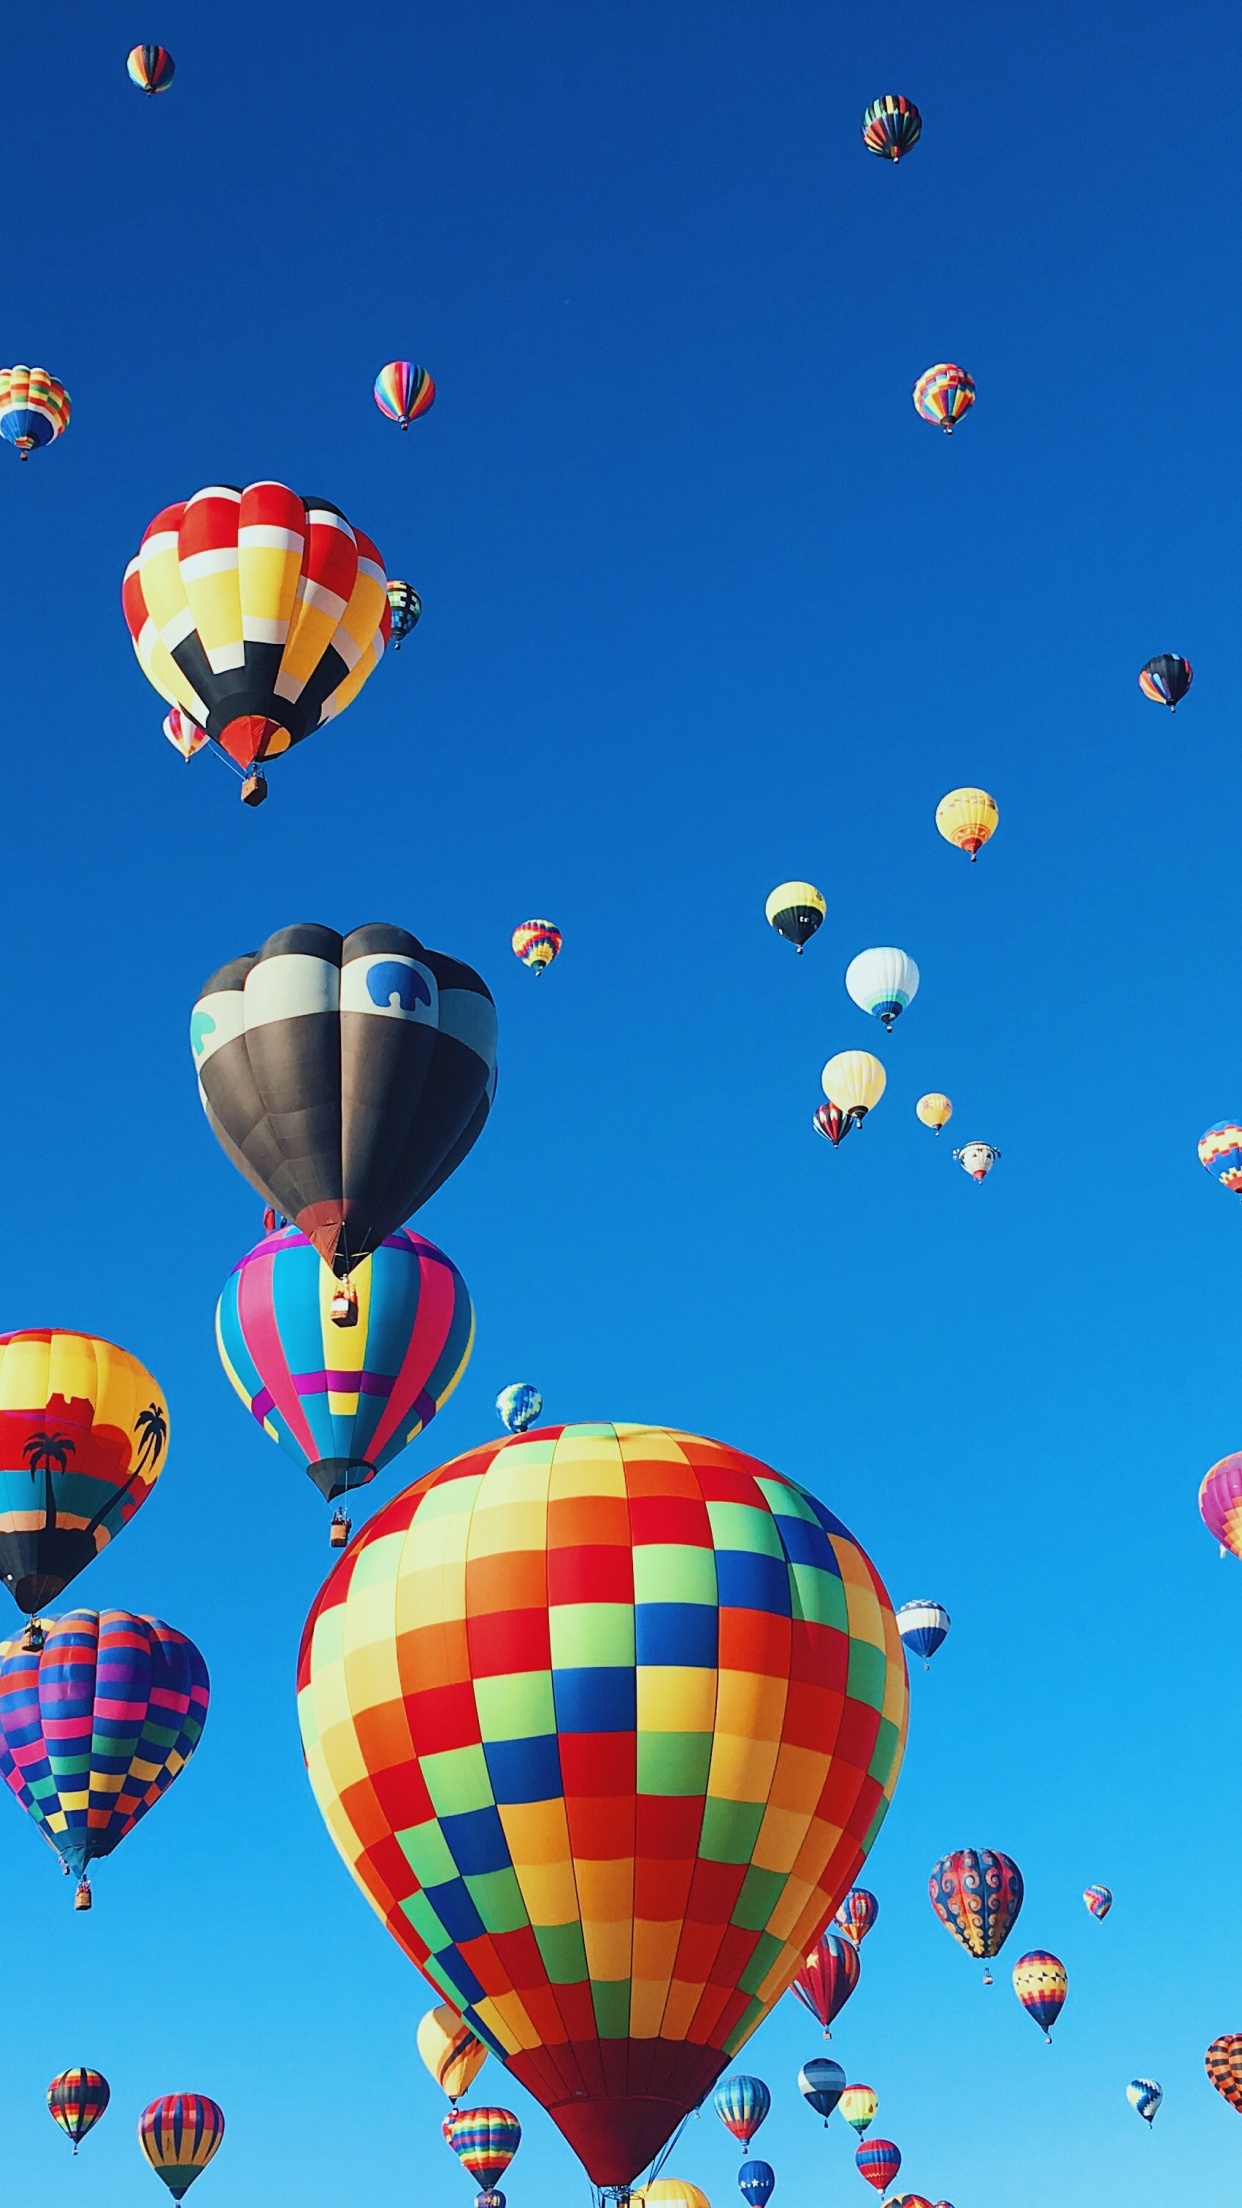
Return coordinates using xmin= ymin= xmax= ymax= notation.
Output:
xmin=714 ymin=2077 xmax=770 ymax=2152
xmin=1127 ymin=2079 xmax=1161 ymax=2125
xmin=791 ymin=1932 xmax=859 ymax=2035
xmin=164 ymin=707 xmax=208 ymax=761
xmin=417 ymin=2006 xmax=488 ymax=2104
xmin=127 ymin=44 xmax=175 ymax=92
xmin=1201 ymin=1454 xmax=1242 ymax=1561
xmin=386 ymin=581 xmax=422 ymax=647
xmin=738 ymin=2165 xmax=773 ymax=2208
xmin=954 ymin=1143 xmax=999 ymax=1183
xmin=930 ymin=1848 xmax=1024 ymax=1966
xmin=1139 ymin=655 xmax=1192 ymax=711
xmin=1206 ymin=2035 xmax=1242 ymax=2113
xmin=913 ymin=363 xmax=975 ymax=433
xmin=1012 ymin=1950 xmax=1067 ymax=2040
xmin=861 ymin=94 xmax=921 ymax=160
xmin=497 ymin=1383 xmax=543 ymax=1435
xmin=138 ymin=2096 xmax=224 ymax=2199
xmin=443 ymin=2109 xmax=521 ymax=2191
xmin=1198 ymin=1124 xmax=1242 ymax=1197
xmin=818 ymin=1052 xmax=886 ymax=1147
xmin=765 ymin=881 xmax=826 ymax=953
xmin=838 ymin=2085 xmax=878 ymax=2138
xmin=832 ymin=1888 xmax=878 ymax=1945
xmin=48 ymin=2069 xmax=110 ymax=2153
xmin=916 ymin=1092 xmax=952 ymax=1134
xmin=0 ymin=366 xmax=70 ymax=460
xmin=374 ymin=361 xmax=436 ymax=428
xmin=511 ymin=919 xmax=562 ymax=973
xmin=845 ymin=947 xmax=919 ymax=1032
xmin=896 ymin=1599 xmax=950 ymax=1667
xmin=797 ymin=2058 xmax=845 ymax=2122
xmin=936 ymin=787 xmax=998 ymax=860
xmin=856 ymin=2140 xmax=901 ymax=2195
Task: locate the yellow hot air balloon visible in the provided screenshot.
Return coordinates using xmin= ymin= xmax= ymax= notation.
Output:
xmin=416 ymin=2004 xmax=488 ymax=2103
xmin=765 ymin=881 xmax=826 ymax=953
xmin=821 ymin=1052 xmax=886 ymax=1114
xmin=935 ymin=787 xmax=998 ymax=861
xmin=916 ymin=1093 xmax=952 ymax=1134
xmin=633 ymin=2184 xmax=711 ymax=2208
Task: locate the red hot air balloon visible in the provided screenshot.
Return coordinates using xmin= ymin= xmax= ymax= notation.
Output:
xmin=138 ymin=2096 xmax=224 ymax=2199
xmin=928 ymin=1849 xmax=1023 ymax=1977
xmin=790 ymin=1930 xmax=860 ymax=2034
xmin=296 ymin=1423 xmax=909 ymax=2188
xmin=856 ymin=2140 xmax=901 ymax=2194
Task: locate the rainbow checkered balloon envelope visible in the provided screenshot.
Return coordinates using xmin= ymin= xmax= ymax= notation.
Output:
xmin=297 ymin=1422 xmax=908 ymax=2186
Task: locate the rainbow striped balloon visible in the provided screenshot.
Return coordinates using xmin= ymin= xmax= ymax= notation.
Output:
xmin=0 ymin=365 xmax=70 ymax=459
xmin=127 ymin=44 xmax=175 ymax=93
xmin=913 ymin=363 xmax=975 ymax=433
xmin=138 ymin=2095 xmax=224 ymax=2199
xmin=443 ymin=2107 xmax=521 ymax=2189
xmin=374 ymin=360 xmax=436 ymax=427
xmin=1012 ymin=1950 xmax=1067 ymax=2039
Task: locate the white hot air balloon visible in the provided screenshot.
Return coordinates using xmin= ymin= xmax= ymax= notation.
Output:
xmin=844 ymin=947 xmax=919 ymax=1032
xmin=1126 ymin=2079 xmax=1162 ymax=2126
xmin=953 ymin=1142 xmax=1000 ymax=1183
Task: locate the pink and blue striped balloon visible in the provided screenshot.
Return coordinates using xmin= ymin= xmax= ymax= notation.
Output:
xmin=374 ymin=360 xmax=436 ymax=426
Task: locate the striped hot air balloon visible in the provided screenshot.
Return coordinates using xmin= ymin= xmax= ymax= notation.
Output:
xmin=0 ymin=366 xmax=70 ymax=459
xmin=48 ymin=2068 xmax=110 ymax=2152
xmin=896 ymin=1600 xmax=950 ymax=1667
xmin=1198 ymin=1124 xmax=1242 ymax=1196
xmin=832 ymin=1888 xmax=879 ymax=1944
xmin=127 ymin=44 xmax=175 ymax=92
xmin=1206 ymin=2034 xmax=1242 ymax=2112
xmin=122 ymin=484 xmax=390 ymax=801
xmin=1127 ymin=2078 xmax=1161 ymax=2125
xmin=443 ymin=2108 xmax=520 ymax=2190
xmin=791 ymin=1931 xmax=860 ymax=2034
xmin=714 ymin=2076 xmax=770 ymax=2151
xmin=913 ymin=364 xmax=975 ymax=433
xmin=1083 ymin=1884 xmax=1112 ymax=1920
xmin=418 ymin=2007 xmax=489 ymax=2103
xmin=374 ymin=361 xmax=436 ymax=427
xmin=797 ymin=2059 xmax=845 ymax=2122
xmin=1139 ymin=655 xmax=1192 ymax=710
xmin=861 ymin=95 xmax=921 ymax=160
xmin=1200 ymin=1455 xmax=1242 ymax=1560
xmin=297 ymin=1423 xmax=908 ymax=2188
xmin=839 ymin=2084 xmax=878 ymax=2138
xmin=496 ymin=1383 xmax=542 ymax=1434
xmin=856 ymin=2140 xmax=901 ymax=2194
xmin=1012 ymin=1950 xmax=1067 ymax=2039
xmin=511 ymin=919 xmax=562 ymax=973
xmin=138 ymin=2096 xmax=224 ymax=2199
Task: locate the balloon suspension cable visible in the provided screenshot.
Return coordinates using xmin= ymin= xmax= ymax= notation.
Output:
xmin=646 ymin=2108 xmax=696 ymax=2186
xmin=206 ymin=737 xmax=247 ymax=781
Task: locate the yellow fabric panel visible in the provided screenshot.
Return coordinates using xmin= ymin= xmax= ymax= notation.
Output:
xmin=138 ymin=530 xmax=192 ymax=639
xmin=636 ymin=1665 xmax=715 ymax=1732
xmin=238 ymin=532 xmax=302 ymax=644
xmin=629 ymin=1975 xmax=673 ymax=2039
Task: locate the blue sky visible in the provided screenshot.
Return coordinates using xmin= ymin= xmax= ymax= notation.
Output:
xmin=0 ymin=2 xmax=1237 ymax=2203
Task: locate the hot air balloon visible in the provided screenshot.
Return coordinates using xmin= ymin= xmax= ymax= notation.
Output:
xmin=0 ymin=1330 xmax=169 ymax=1621
xmin=122 ymin=484 xmax=390 ymax=803
xmin=954 ymin=1143 xmax=999 ymax=1183
xmin=1200 ymin=1455 xmax=1242 ymax=1560
xmin=418 ymin=2008 xmax=489 ymax=2104
xmin=496 ymin=1383 xmax=542 ymax=1434
xmin=0 ymin=366 xmax=70 ymax=460
xmin=935 ymin=788 xmax=998 ymax=861
xmin=791 ymin=1931 xmax=860 ymax=2034
xmin=163 ymin=707 xmax=208 ymax=761
xmin=297 ymin=1422 xmax=909 ymax=2189
xmin=714 ymin=2077 xmax=771 ymax=2151
xmin=1206 ymin=2034 xmax=1242 ymax=2112
xmin=929 ymin=1849 xmax=1023 ymax=1973
xmin=386 ymin=581 xmax=422 ymax=647
xmin=913 ymin=365 xmax=975 ymax=433
xmin=1198 ymin=1124 xmax=1242 ymax=1196
xmin=443 ymin=2109 xmax=520 ymax=2190
xmin=1083 ymin=1885 xmax=1112 ymax=1920
xmin=48 ymin=2069 xmax=110 ymax=2152
xmin=375 ymin=362 xmax=436 ymax=428
xmin=191 ymin=922 xmax=497 ymax=1275
xmin=127 ymin=44 xmax=175 ymax=92
xmin=215 ymin=1224 xmax=473 ymax=1517
xmin=861 ymin=95 xmax=921 ymax=160
xmin=839 ymin=2085 xmax=878 ymax=2138
xmin=511 ymin=920 xmax=562 ymax=974
xmin=1139 ymin=655 xmax=1192 ymax=710
xmin=797 ymin=2058 xmax=845 ymax=2122
xmin=895 ymin=1600 xmax=950 ymax=1668
xmin=845 ymin=949 xmax=919 ymax=1032
xmin=1012 ymin=1951 xmax=1066 ymax=2040
xmin=818 ymin=1053 xmax=886 ymax=1146
xmin=765 ymin=883 xmax=826 ymax=954
xmin=916 ymin=1094 xmax=952 ymax=1134
xmin=632 ymin=2185 xmax=711 ymax=2208
xmin=1127 ymin=2079 xmax=1161 ymax=2125
xmin=832 ymin=1888 xmax=879 ymax=1945
xmin=738 ymin=2161 xmax=774 ymax=2207
xmin=138 ymin=2097 xmax=224 ymax=2199
xmin=0 ymin=1611 xmax=208 ymax=1907
xmin=856 ymin=2141 xmax=901 ymax=2194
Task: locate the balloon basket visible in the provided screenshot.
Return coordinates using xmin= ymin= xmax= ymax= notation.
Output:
xmin=330 ymin=1509 xmax=352 ymax=1549
xmin=240 ymin=772 xmax=268 ymax=807
xmin=74 ymin=1879 xmax=92 ymax=1912
xmin=21 ymin=1620 xmax=45 ymax=1653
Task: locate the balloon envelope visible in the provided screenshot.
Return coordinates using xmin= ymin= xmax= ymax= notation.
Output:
xmin=1012 ymin=1950 xmax=1067 ymax=2037
xmin=929 ymin=1849 xmax=1023 ymax=1961
xmin=386 ymin=580 xmax=422 ymax=645
xmin=1082 ymin=1884 xmax=1112 ymax=1919
xmin=191 ymin=922 xmax=497 ymax=1275
xmin=832 ymin=1888 xmax=879 ymax=1944
xmin=714 ymin=2076 xmax=770 ymax=2147
xmin=374 ymin=361 xmax=436 ymax=426
xmin=916 ymin=1093 xmax=952 ymax=1133
xmin=861 ymin=94 xmax=921 ymax=159
xmin=844 ymin=948 xmax=919 ymax=1031
xmin=738 ymin=2161 xmax=774 ymax=2207
xmin=138 ymin=2096 xmax=224 ymax=2199
xmin=216 ymin=1223 xmax=473 ymax=1502
xmin=1139 ymin=654 xmax=1192 ymax=709
xmin=856 ymin=2140 xmax=901 ymax=2193
xmin=0 ymin=1331 xmax=169 ymax=1616
xmin=1206 ymin=2034 xmax=1242 ymax=2112
xmin=913 ymin=364 xmax=975 ymax=431
xmin=1200 ymin=1456 xmax=1242 ymax=1559
xmin=765 ymin=882 xmax=826 ymax=953
xmin=48 ymin=2068 xmax=110 ymax=2149
xmin=797 ymin=2058 xmax=845 ymax=2120
xmin=127 ymin=43 xmax=175 ymax=91
xmin=791 ymin=1932 xmax=860 ymax=2031
xmin=839 ymin=2084 xmax=877 ymax=2136
xmin=632 ymin=2185 xmax=710 ymax=2208
xmin=1198 ymin=1124 xmax=1242 ymax=1195
xmin=895 ymin=1600 xmax=950 ymax=1663
xmin=820 ymin=1052 xmax=886 ymax=1115
xmin=443 ymin=2107 xmax=520 ymax=2188
xmin=0 ymin=1611 xmax=208 ymax=1878
xmin=297 ymin=1422 xmax=908 ymax=2187
xmin=935 ymin=788 xmax=997 ymax=859
xmin=0 ymin=365 xmax=70 ymax=457
xmin=418 ymin=2006 xmax=489 ymax=2103
xmin=954 ymin=1143 xmax=999 ymax=1182
xmin=511 ymin=920 xmax=562 ymax=973
xmin=496 ymin=1383 xmax=542 ymax=1434
xmin=1126 ymin=2078 xmax=1161 ymax=2124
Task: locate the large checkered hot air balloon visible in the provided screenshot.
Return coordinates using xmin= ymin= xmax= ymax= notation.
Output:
xmin=190 ymin=923 xmax=497 ymax=1277
xmin=297 ymin=1423 xmax=908 ymax=2188
xmin=0 ymin=1610 xmax=208 ymax=1908
xmin=122 ymin=483 xmax=390 ymax=803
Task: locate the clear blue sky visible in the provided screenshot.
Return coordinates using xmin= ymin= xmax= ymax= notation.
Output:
xmin=1 ymin=3 xmax=1237 ymax=2203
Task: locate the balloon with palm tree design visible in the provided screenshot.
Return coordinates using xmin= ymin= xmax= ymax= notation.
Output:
xmin=0 ymin=1332 xmax=169 ymax=1618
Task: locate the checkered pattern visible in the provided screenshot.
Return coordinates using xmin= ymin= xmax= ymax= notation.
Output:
xmin=138 ymin=2095 xmax=224 ymax=2198
xmin=0 ymin=1610 xmax=209 ymax=1877
xmin=297 ymin=1423 xmax=907 ymax=2185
